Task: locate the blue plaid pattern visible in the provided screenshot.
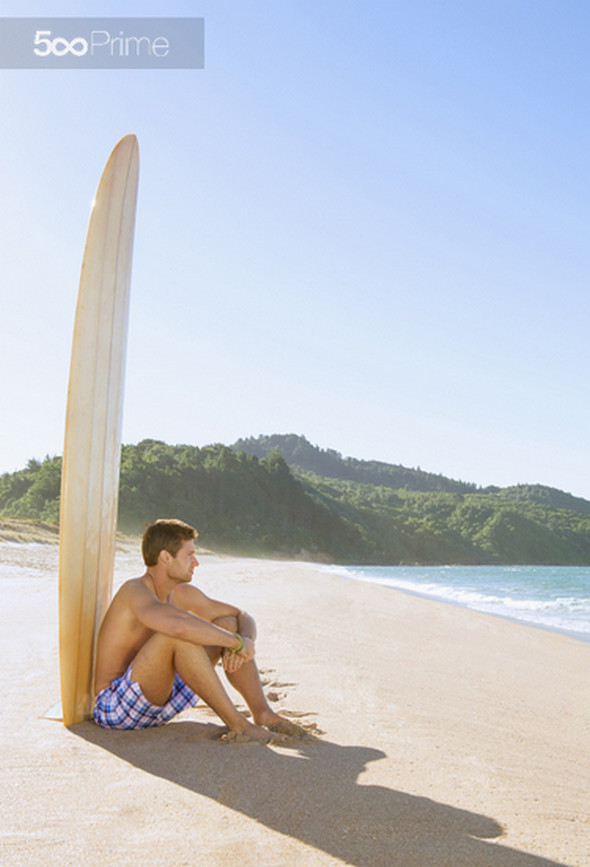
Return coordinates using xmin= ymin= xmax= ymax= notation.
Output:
xmin=93 ymin=665 xmax=199 ymax=729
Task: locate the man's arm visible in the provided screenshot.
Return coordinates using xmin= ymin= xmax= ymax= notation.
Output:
xmin=170 ymin=584 xmax=257 ymax=638
xmin=168 ymin=583 xmax=239 ymax=619
xmin=130 ymin=583 xmax=248 ymax=655
xmin=222 ymin=612 xmax=258 ymax=674
xmin=169 ymin=584 xmax=259 ymax=674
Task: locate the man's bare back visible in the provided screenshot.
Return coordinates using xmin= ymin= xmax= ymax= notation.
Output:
xmin=94 ymin=579 xmax=166 ymax=694
xmin=92 ymin=519 xmax=304 ymax=742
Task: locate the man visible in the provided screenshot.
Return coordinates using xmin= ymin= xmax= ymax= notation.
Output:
xmin=93 ymin=518 xmax=301 ymax=742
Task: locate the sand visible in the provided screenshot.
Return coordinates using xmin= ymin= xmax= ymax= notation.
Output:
xmin=1 ymin=542 xmax=589 ymax=866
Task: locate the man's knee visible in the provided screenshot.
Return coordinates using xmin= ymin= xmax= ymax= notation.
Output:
xmin=213 ymin=614 xmax=239 ymax=634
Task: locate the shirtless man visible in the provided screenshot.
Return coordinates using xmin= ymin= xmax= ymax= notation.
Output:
xmin=93 ymin=518 xmax=295 ymax=742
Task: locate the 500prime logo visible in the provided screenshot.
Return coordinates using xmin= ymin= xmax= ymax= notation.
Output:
xmin=0 ymin=17 xmax=203 ymax=69
xmin=33 ymin=27 xmax=170 ymax=58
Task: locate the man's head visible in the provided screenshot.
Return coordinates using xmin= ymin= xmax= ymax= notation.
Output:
xmin=141 ymin=518 xmax=198 ymax=567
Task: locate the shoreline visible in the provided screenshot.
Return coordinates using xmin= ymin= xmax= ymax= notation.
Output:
xmin=316 ymin=561 xmax=590 ymax=646
xmin=321 ymin=565 xmax=590 ymax=646
xmin=1 ymin=519 xmax=588 ymax=644
xmin=1 ymin=517 xmax=588 ymax=645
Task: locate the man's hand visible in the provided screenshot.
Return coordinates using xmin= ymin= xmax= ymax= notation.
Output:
xmin=222 ymin=635 xmax=255 ymax=674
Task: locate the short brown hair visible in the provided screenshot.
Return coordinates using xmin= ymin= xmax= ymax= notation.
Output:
xmin=141 ymin=518 xmax=198 ymax=566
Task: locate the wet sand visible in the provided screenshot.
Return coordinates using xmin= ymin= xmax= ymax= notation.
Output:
xmin=1 ymin=542 xmax=589 ymax=866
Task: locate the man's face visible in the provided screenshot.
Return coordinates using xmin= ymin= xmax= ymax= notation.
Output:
xmin=167 ymin=539 xmax=199 ymax=583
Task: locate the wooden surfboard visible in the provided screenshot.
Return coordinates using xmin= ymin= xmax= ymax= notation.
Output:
xmin=59 ymin=134 xmax=139 ymax=726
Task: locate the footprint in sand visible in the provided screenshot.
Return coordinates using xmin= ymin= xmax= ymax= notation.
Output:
xmin=267 ymin=719 xmax=320 ymax=740
xmin=219 ymin=730 xmax=279 ymax=744
xmin=259 ymin=668 xmax=322 ymax=737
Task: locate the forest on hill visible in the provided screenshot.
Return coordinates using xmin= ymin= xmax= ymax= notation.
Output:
xmin=1 ymin=435 xmax=590 ymax=565
xmin=232 ymin=434 xmax=478 ymax=494
xmin=233 ymin=434 xmax=590 ymax=515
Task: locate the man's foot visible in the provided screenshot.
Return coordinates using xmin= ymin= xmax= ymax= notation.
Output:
xmin=222 ymin=720 xmax=287 ymax=744
xmin=254 ymin=709 xmax=316 ymax=740
xmin=267 ymin=719 xmax=313 ymax=739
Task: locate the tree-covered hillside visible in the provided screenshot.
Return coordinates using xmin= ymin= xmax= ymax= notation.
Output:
xmin=2 ymin=436 xmax=590 ymax=564
xmin=297 ymin=473 xmax=590 ymax=565
xmin=232 ymin=434 xmax=478 ymax=494
xmin=0 ymin=442 xmax=361 ymax=560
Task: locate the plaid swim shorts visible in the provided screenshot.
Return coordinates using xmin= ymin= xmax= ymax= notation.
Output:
xmin=93 ymin=665 xmax=199 ymax=729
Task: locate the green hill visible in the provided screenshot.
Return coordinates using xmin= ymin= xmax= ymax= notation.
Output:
xmin=232 ymin=433 xmax=476 ymax=494
xmin=1 ymin=435 xmax=590 ymax=565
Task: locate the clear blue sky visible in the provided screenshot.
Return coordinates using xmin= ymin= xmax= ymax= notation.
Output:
xmin=1 ymin=0 xmax=589 ymax=496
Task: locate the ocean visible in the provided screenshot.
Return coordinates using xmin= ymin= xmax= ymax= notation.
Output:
xmin=322 ymin=563 xmax=590 ymax=643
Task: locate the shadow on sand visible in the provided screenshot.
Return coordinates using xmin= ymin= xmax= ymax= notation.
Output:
xmin=75 ymin=720 xmax=568 ymax=867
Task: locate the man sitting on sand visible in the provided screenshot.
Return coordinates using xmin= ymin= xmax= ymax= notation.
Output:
xmin=93 ymin=518 xmax=301 ymax=742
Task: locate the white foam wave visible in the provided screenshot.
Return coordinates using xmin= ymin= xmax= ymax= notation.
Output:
xmin=322 ymin=564 xmax=590 ymax=638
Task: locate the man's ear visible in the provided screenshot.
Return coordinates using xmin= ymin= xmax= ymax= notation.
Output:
xmin=158 ymin=549 xmax=171 ymax=565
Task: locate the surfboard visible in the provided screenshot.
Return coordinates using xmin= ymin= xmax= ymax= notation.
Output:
xmin=59 ymin=134 xmax=139 ymax=726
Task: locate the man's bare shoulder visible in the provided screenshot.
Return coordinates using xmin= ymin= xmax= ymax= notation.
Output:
xmin=120 ymin=576 xmax=150 ymax=592
xmin=170 ymin=582 xmax=209 ymax=606
xmin=108 ymin=577 xmax=154 ymax=612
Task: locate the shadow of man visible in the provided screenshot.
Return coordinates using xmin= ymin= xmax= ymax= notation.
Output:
xmin=76 ymin=720 xmax=567 ymax=867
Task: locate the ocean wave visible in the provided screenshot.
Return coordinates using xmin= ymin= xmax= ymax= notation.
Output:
xmin=322 ymin=564 xmax=590 ymax=638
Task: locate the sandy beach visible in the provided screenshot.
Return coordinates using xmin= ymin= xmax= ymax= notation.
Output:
xmin=1 ymin=540 xmax=589 ymax=866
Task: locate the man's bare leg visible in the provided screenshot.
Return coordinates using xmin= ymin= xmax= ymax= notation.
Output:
xmin=224 ymin=659 xmax=285 ymax=726
xmin=206 ymin=615 xmax=282 ymax=726
xmin=212 ymin=616 xmax=311 ymax=738
xmin=130 ymin=633 xmax=278 ymax=742
xmin=225 ymin=660 xmax=312 ymax=738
